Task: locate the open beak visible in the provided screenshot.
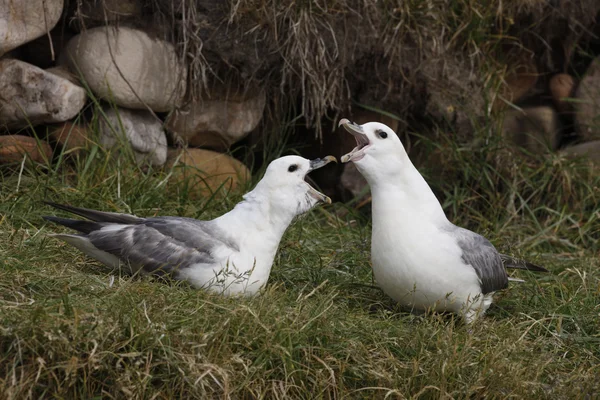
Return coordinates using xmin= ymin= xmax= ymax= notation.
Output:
xmin=339 ymin=118 xmax=370 ymax=163
xmin=306 ymin=155 xmax=336 ymax=204
xmin=308 ymin=155 xmax=337 ymax=172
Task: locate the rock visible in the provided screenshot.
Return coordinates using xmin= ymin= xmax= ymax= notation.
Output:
xmin=46 ymin=65 xmax=80 ymax=86
xmin=166 ymin=148 xmax=251 ymax=198
xmin=166 ymin=90 xmax=266 ymax=151
xmin=0 ymin=59 xmax=87 ymax=129
xmin=0 ymin=135 xmax=52 ymax=164
xmin=501 ymin=106 xmax=561 ymax=153
xmin=61 ymin=27 xmax=186 ymax=112
xmin=575 ymin=57 xmax=600 ymax=141
xmin=560 ymin=140 xmax=600 ymax=165
xmin=492 ymin=59 xmax=538 ymax=113
xmin=0 ymin=0 xmax=64 ymax=57
xmin=340 ymin=162 xmax=369 ymax=201
xmin=550 ymin=74 xmax=576 ymax=114
xmin=98 ymin=107 xmax=167 ymax=166
xmin=48 ymin=121 xmax=91 ymax=154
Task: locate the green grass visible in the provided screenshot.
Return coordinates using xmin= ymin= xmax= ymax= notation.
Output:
xmin=0 ymin=134 xmax=599 ymax=399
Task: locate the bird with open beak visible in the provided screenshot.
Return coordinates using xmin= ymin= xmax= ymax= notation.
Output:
xmin=43 ymin=155 xmax=337 ymax=296
xmin=338 ymin=118 xmax=547 ymax=323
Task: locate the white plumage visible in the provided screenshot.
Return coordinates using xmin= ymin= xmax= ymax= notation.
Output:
xmin=339 ymin=119 xmax=546 ymax=323
xmin=44 ymin=155 xmax=336 ymax=296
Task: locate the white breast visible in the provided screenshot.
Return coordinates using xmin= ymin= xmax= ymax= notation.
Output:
xmin=370 ymin=192 xmax=483 ymax=314
xmin=179 ymin=227 xmax=280 ymax=296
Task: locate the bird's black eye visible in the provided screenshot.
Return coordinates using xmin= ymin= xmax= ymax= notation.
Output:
xmin=376 ymin=130 xmax=388 ymax=139
xmin=288 ymin=164 xmax=298 ymax=172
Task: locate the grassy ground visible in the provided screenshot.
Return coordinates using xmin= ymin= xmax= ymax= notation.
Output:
xmin=0 ymin=135 xmax=599 ymax=399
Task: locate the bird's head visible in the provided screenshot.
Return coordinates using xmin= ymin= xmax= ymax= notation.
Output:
xmin=338 ymin=119 xmax=408 ymax=181
xmin=257 ymin=155 xmax=336 ymax=216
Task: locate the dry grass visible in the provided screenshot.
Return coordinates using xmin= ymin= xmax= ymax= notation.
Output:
xmin=81 ymin=0 xmax=599 ymax=138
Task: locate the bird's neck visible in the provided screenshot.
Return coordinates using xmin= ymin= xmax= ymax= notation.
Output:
xmin=216 ymin=186 xmax=295 ymax=243
xmin=369 ymin=162 xmax=448 ymax=224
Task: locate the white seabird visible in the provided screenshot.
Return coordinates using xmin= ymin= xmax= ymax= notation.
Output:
xmin=339 ymin=119 xmax=547 ymax=323
xmin=43 ymin=155 xmax=336 ymax=296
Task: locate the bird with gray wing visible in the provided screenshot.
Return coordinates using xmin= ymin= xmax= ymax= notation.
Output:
xmin=44 ymin=155 xmax=336 ymax=296
xmin=338 ymin=119 xmax=547 ymax=323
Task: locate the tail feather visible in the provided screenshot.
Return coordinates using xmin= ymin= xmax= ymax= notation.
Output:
xmin=43 ymin=216 xmax=106 ymax=234
xmin=49 ymin=233 xmax=122 ymax=269
xmin=500 ymin=254 xmax=548 ymax=272
xmin=43 ymin=201 xmax=143 ymax=224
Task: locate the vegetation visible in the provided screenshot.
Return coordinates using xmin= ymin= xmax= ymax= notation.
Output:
xmin=1 ymin=121 xmax=598 ymax=398
xmin=134 ymin=0 xmax=600 ymax=135
xmin=1 ymin=1 xmax=598 ymax=398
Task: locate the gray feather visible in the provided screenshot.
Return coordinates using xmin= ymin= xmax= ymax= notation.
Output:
xmin=89 ymin=224 xmax=219 ymax=276
xmin=43 ymin=216 xmax=107 ymax=234
xmin=144 ymin=217 xmax=240 ymax=253
xmin=44 ymin=201 xmax=143 ymax=224
xmin=508 ymin=277 xmax=526 ymax=283
xmin=44 ymin=202 xmax=240 ymax=278
xmin=446 ymin=225 xmax=509 ymax=294
xmin=500 ymin=254 xmax=548 ymax=272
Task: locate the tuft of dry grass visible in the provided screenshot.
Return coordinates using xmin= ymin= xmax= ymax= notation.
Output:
xmin=70 ymin=1 xmax=600 ymax=137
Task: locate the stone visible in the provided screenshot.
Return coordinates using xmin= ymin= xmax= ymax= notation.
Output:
xmin=166 ymin=90 xmax=266 ymax=151
xmin=501 ymin=106 xmax=561 ymax=153
xmin=492 ymin=63 xmax=538 ymax=113
xmin=46 ymin=65 xmax=80 ymax=86
xmin=166 ymin=148 xmax=251 ymax=198
xmin=48 ymin=121 xmax=91 ymax=154
xmin=98 ymin=107 xmax=167 ymax=166
xmin=0 ymin=0 xmax=64 ymax=57
xmin=0 ymin=135 xmax=52 ymax=164
xmin=0 ymin=59 xmax=87 ymax=129
xmin=559 ymin=140 xmax=600 ymax=166
xmin=575 ymin=56 xmax=600 ymax=141
xmin=340 ymin=162 xmax=369 ymax=201
xmin=61 ymin=27 xmax=186 ymax=112
xmin=549 ymin=73 xmax=576 ymax=114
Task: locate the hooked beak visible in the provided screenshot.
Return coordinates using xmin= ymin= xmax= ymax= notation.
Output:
xmin=339 ymin=119 xmax=370 ymax=163
xmin=306 ymin=155 xmax=336 ymax=204
xmin=308 ymin=155 xmax=337 ymax=172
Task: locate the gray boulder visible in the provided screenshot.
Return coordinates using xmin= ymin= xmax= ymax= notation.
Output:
xmin=98 ymin=107 xmax=167 ymax=167
xmin=0 ymin=59 xmax=87 ymax=129
xmin=61 ymin=26 xmax=187 ymax=112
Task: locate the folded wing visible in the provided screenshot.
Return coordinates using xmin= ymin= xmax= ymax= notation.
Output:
xmin=43 ymin=203 xmax=239 ymax=277
xmin=452 ymin=227 xmax=509 ymax=294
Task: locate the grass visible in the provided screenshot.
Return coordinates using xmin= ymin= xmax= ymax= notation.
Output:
xmin=0 ymin=125 xmax=599 ymax=399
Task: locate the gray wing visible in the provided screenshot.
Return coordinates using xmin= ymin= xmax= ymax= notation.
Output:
xmin=144 ymin=217 xmax=240 ymax=253
xmin=499 ymin=254 xmax=548 ymax=272
xmin=44 ymin=201 xmax=143 ymax=224
xmin=450 ymin=226 xmax=508 ymax=294
xmin=88 ymin=218 xmax=238 ymax=276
